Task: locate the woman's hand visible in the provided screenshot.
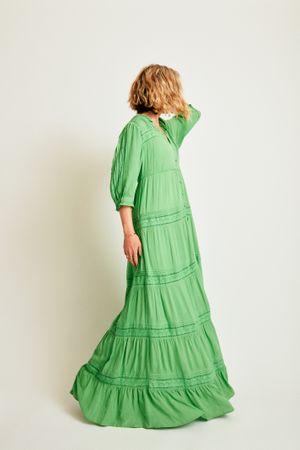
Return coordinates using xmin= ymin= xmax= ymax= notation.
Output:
xmin=123 ymin=233 xmax=142 ymax=267
xmin=118 ymin=205 xmax=142 ymax=266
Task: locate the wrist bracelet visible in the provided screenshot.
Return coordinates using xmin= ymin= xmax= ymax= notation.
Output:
xmin=124 ymin=232 xmax=136 ymax=237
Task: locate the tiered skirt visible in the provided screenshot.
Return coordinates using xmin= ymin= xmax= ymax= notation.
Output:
xmin=70 ymin=207 xmax=235 ymax=428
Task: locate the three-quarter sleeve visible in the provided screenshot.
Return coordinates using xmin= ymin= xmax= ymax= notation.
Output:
xmin=162 ymin=103 xmax=201 ymax=149
xmin=109 ymin=122 xmax=143 ymax=212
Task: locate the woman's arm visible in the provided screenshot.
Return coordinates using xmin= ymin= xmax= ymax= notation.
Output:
xmin=161 ymin=103 xmax=201 ymax=149
xmin=119 ymin=205 xmax=142 ymax=267
xmin=110 ymin=122 xmax=143 ymax=266
xmin=110 ymin=122 xmax=143 ymax=211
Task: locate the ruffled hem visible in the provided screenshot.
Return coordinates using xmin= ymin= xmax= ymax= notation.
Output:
xmin=70 ymin=362 xmax=235 ymax=429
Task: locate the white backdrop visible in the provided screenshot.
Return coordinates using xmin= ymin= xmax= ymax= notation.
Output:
xmin=1 ymin=1 xmax=299 ymax=449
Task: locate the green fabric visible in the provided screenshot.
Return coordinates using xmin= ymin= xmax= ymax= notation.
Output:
xmin=70 ymin=104 xmax=235 ymax=428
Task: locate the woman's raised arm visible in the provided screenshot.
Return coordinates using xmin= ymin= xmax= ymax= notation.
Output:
xmin=161 ymin=103 xmax=201 ymax=149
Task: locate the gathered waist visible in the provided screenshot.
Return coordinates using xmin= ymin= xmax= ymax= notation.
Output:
xmin=138 ymin=167 xmax=180 ymax=182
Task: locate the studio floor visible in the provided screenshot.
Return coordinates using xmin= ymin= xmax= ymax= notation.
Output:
xmin=1 ymin=385 xmax=297 ymax=450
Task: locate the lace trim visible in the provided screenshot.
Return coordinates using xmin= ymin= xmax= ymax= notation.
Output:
xmin=133 ymin=205 xmax=191 ymax=229
xmin=111 ymin=310 xmax=211 ymax=338
xmin=127 ymin=259 xmax=199 ymax=286
xmin=84 ymin=358 xmax=226 ymax=389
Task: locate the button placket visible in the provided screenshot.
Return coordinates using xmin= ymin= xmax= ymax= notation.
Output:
xmin=178 ymin=172 xmax=189 ymax=208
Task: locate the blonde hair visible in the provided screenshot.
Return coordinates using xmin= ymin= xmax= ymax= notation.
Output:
xmin=128 ymin=64 xmax=190 ymax=120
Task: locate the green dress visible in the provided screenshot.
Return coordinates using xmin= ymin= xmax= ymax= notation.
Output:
xmin=70 ymin=104 xmax=235 ymax=428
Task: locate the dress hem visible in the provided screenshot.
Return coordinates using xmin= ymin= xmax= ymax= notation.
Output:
xmin=70 ymin=362 xmax=235 ymax=429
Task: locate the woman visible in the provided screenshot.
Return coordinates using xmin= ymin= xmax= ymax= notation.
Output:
xmin=70 ymin=64 xmax=235 ymax=428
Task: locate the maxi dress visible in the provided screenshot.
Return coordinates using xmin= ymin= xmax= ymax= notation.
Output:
xmin=70 ymin=104 xmax=235 ymax=428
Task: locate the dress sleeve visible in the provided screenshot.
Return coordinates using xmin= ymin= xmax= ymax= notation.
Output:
xmin=162 ymin=103 xmax=201 ymax=150
xmin=109 ymin=122 xmax=143 ymax=211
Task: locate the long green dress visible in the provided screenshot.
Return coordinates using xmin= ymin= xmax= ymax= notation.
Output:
xmin=70 ymin=104 xmax=235 ymax=428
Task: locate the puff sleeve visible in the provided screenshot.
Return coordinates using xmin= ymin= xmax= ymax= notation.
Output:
xmin=162 ymin=103 xmax=201 ymax=150
xmin=109 ymin=122 xmax=143 ymax=212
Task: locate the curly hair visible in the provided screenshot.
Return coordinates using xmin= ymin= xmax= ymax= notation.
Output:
xmin=128 ymin=64 xmax=190 ymax=120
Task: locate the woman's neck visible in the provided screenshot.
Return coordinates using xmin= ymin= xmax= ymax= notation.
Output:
xmin=140 ymin=111 xmax=160 ymax=127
